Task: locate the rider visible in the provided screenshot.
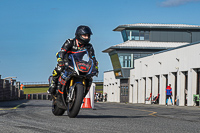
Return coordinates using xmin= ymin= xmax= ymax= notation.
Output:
xmin=48 ymin=25 xmax=98 ymax=95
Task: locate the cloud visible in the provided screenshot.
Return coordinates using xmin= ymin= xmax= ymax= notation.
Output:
xmin=160 ymin=0 xmax=200 ymax=7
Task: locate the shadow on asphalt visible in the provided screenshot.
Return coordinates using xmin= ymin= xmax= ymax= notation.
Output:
xmin=77 ymin=115 xmax=146 ymax=119
xmin=0 ymin=99 xmax=29 ymax=108
xmin=20 ymin=104 xmax=51 ymax=107
xmin=0 ymin=99 xmax=51 ymax=108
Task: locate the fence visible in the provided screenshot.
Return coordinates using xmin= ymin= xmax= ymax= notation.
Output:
xmin=22 ymin=82 xmax=49 ymax=88
xmin=0 ymin=76 xmax=102 ymax=101
xmin=0 ymin=76 xmax=25 ymax=101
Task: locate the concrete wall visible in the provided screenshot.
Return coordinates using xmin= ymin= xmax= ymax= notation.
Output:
xmin=0 ymin=78 xmax=25 ymax=101
xmin=103 ymin=71 xmax=120 ymax=102
xmin=130 ymin=42 xmax=200 ymax=106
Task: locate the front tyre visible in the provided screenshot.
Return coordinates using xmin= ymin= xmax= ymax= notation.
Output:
xmin=67 ymin=84 xmax=84 ymax=118
xmin=52 ymin=99 xmax=65 ymax=116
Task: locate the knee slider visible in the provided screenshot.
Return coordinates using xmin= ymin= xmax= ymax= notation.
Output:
xmin=52 ymin=70 xmax=58 ymax=77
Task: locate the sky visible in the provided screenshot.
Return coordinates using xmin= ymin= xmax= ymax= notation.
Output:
xmin=1 ymin=0 xmax=200 ymax=83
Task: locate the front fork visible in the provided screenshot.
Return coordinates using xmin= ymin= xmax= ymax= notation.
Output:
xmin=67 ymin=78 xmax=86 ymax=102
xmin=69 ymin=77 xmax=86 ymax=87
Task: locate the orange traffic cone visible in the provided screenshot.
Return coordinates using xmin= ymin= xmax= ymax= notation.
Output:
xmin=81 ymin=91 xmax=92 ymax=108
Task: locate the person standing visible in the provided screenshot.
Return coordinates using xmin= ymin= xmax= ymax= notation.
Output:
xmin=166 ymin=84 xmax=173 ymax=106
xmin=20 ymin=83 xmax=24 ymax=90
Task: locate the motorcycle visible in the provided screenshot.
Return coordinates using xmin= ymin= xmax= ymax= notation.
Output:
xmin=49 ymin=49 xmax=98 ymax=118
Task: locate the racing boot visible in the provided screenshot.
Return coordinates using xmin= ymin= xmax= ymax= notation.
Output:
xmin=48 ymin=79 xmax=57 ymax=95
xmin=48 ymin=70 xmax=59 ymax=95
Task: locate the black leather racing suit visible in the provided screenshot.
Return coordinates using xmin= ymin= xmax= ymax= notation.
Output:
xmin=51 ymin=38 xmax=97 ymax=95
xmin=58 ymin=38 xmax=96 ymax=64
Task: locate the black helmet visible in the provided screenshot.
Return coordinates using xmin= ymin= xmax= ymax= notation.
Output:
xmin=75 ymin=25 xmax=93 ymax=45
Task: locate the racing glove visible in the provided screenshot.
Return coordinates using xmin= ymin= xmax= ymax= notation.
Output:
xmin=57 ymin=58 xmax=64 ymax=67
xmin=95 ymin=61 xmax=98 ymax=70
xmin=93 ymin=57 xmax=99 ymax=73
xmin=94 ymin=58 xmax=98 ymax=68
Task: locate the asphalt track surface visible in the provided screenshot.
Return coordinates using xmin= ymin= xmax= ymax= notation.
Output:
xmin=0 ymin=100 xmax=199 ymax=133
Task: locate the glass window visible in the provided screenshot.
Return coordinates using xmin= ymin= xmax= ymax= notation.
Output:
xmin=126 ymin=86 xmax=128 ymax=96
xmin=121 ymin=30 xmax=128 ymax=42
xmin=144 ymin=31 xmax=149 ymax=40
xmin=118 ymin=53 xmax=132 ymax=68
xmin=114 ymin=70 xmax=123 ymax=77
xmin=140 ymin=31 xmax=144 ymax=40
xmin=131 ymin=30 xmax=139 ymax=40
xmin=121 ymin=87 xmax=123 ymax=95
xmin=126 ymin=30 xmax=131 ymax=40
xmin=119 ymin=56 xmax=123 ymax=67
xmin=122 ymin=30 xmax=150 ymax=41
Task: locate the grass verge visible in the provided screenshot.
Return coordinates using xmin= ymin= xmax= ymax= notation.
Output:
xmin=23 ymin=85 xmax=103 ymax=94
xmin=23 ymin=87 xmax=48 ymax=94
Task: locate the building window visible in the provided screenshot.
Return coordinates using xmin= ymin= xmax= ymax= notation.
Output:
xmin=114 ymin=70 xmax=123 ymax=77
xmin=122 ymin=30 xmax=128 ymax=42
xmin=140 ymin=31 xmax=145 ymax=40
xmin=122 ymin=30 xmax=150 ymax=41
xmin=126 ymin=30 xmax=131 ymax=40
xmin=125 ymin=86 xmax=128 ymax=96
xmin=131 ymin=30 xmax=140 ymax=40
xmin=118 ymin=53 xmax=132 ymax=68
xmin=120 ymin=86 xmax=129 ymax=96
xmin=144 ymin=31 xmax=150 ymax=40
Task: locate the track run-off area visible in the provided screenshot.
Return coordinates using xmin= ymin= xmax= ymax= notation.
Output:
xmin=0 ymin=100 xmax=199 ymax=133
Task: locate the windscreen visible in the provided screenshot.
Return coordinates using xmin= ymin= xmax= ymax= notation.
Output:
xmin=73 ymin=50 xmax=89 ymax=62
xmin=68 ymin=50 xmax=93 ymax=74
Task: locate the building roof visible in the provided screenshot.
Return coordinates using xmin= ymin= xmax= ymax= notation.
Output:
xmin=113 ymin=23 xmax=200 ymax=31
xmin=102 ymin=41 xmax=189 ymax=53
xmin=147 ymin=41 xmax=200 ymax=58
xmin=137 ymin=41 xmax=200 ymax=60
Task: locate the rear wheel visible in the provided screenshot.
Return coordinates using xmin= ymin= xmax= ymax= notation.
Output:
xmin=52 ymin=98 xmax=65 ymax=116
xmin=67 ymin=84 xmax=84 ymax=118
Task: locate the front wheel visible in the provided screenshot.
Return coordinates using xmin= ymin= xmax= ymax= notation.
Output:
xmin=67 ymin=84 xmax=84 ymax=118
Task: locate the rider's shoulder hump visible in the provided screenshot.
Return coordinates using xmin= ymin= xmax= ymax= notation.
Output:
xmin=87 ymin=43 xmax=93 ymax=47
xmin=65 ymin=38 xmax=73 ymax=44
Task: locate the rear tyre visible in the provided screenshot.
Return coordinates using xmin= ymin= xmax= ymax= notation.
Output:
xmin=52 ymin=99 xmax=65 ymax=116
xmin=67 ymin=84 xmax=84 ymax=118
